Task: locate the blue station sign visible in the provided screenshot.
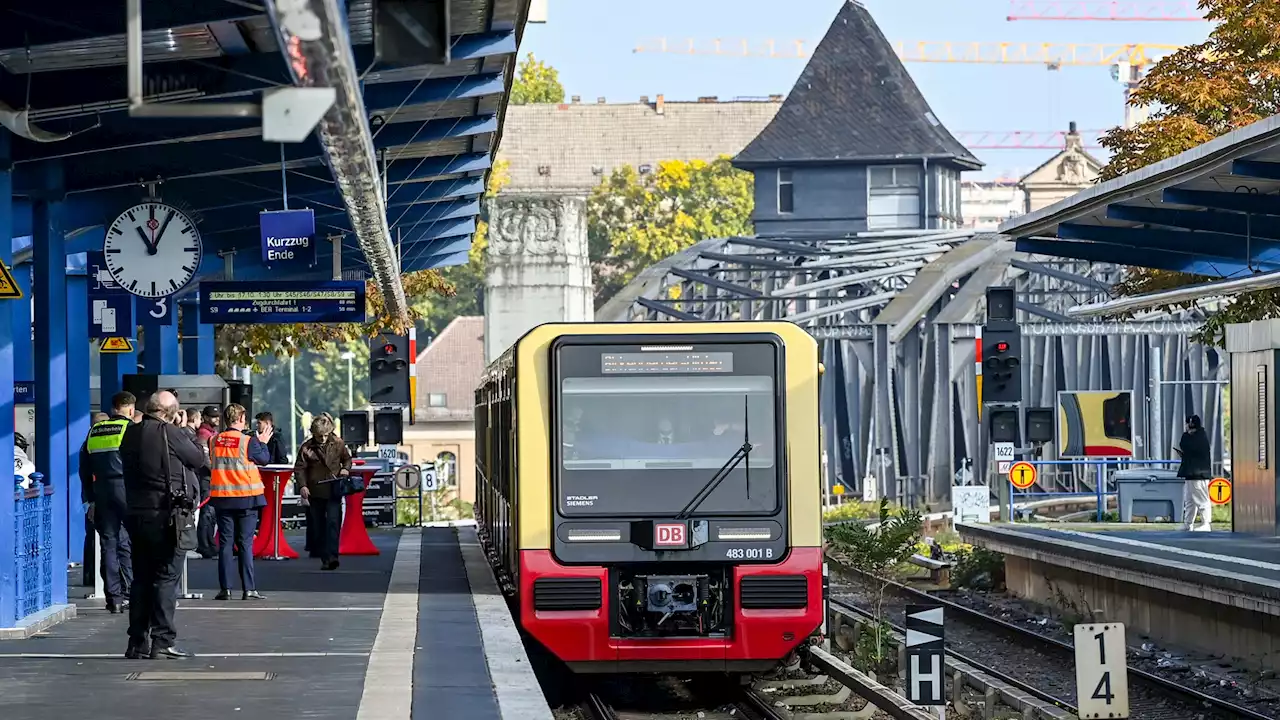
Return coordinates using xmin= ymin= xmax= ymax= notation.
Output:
xmin=86 ymin=250 xmax=135 ymax=340
xmin=14 ymin=382 xmax=34 ymax=405
xmin=198 ymin=281 xmax=366 ymax=324
xmin=260 ymin=209 xmax=317 ymax=268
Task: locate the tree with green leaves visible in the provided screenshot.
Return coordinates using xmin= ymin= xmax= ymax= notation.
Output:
xmin=1101 ymin=0 xmax=1280 ymax=345
xmin=509 ymin=53 xmax=565 ymax=105
xmin=587 ymin=157 xmax=755 ymax=305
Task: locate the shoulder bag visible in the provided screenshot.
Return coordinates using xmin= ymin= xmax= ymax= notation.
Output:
xmin=162 ymin=426 xmax=199 ymax=552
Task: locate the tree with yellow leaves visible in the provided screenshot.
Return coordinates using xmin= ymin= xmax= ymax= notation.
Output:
xmin=587 ymin=157 xmax=754 ymax=305
xmin=1103 ymin=0 xmax=1280 ymax=345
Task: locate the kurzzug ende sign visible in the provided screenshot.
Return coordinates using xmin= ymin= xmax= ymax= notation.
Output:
xmin=260 ymin=209 xmax=317 ymax=268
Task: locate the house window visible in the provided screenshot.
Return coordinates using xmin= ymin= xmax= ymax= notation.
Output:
xmin=436 ymin=451 xmax=458 ymax=487
xmin=777 ymin=168 xmax=795 ymax=214
xmin=428 ymin=393 xmax=447 ymax=407
xmin=868 ymin=165 xmax=922 ymax=230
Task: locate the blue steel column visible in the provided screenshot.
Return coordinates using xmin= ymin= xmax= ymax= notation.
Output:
xmin=139 ymin=305 xmax=179 ymax=375
xmin=0 ymin=132 xmax=16 ymax=627
xmin=180 ymin=298 xmax=215 ymax=375
xmin=32 ymin=162 xmax=68 ymax=606
xmin=66 ymin=270 xmax=89 ymax=564
xmin=99 ymin=351 xmax=137 ymax=413
xmin=13 ymin=264 xmax=31 ymax=382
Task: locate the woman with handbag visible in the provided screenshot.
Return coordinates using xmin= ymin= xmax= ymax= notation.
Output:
xmin=292 ymin=414 xmax=352 ymax=570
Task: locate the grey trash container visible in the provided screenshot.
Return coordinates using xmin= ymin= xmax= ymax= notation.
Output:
xmin=1113 ymin=468 xmax=1183 ymax=523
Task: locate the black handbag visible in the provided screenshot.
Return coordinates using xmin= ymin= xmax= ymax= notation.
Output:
xmin=336 ymin=472 xmax=365 ymax=498
xmin=162 ymin=426 xmax=199 ymax=552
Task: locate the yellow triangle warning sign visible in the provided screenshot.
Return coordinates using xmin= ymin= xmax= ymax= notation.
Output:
xmin=0 ymin=262 xmax=22 ymax=300
xmin=100 ymin=337 xmax=135 ymax=353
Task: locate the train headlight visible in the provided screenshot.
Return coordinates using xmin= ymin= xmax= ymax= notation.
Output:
xmin=565 ymin=528 xmax=623 ymax=542
xmin=715 ymin=527 xmax=773 ymax=541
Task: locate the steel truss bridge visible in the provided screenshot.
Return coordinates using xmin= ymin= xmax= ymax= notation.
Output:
xmin=597 ymin=230 xmax=1226 ymax=505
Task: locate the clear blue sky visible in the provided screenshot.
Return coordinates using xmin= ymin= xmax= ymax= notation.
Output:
xmin=517 ymin=0 xmax=1211 ymax=179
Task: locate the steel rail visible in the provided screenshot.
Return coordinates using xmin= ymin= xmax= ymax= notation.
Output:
xmin=805 ymin=645 xmax=943 ymax=720
xmin=831 ymin=597 xmax=1075 ymax=713
xmin=834 ymin=563 xmax=1277 ymax=720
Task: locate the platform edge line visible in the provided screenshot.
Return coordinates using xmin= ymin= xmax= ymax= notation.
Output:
xmin=356 ymin=529 xmax=420 ymax=720
xmin=458 ymin=525 xmax=554 ymax=720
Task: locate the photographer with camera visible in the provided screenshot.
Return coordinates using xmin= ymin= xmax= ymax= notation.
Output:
xmin=120 ymin=391 xmax=208 ymax=660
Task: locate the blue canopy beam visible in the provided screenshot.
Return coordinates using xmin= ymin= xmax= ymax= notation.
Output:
xmin=1057 ymin=222 xmax=1280 ymax=261
xmin=1014 ymin=238 xmax=1267 ymax=277
xmin=1106 ymin=204 xmax=1280 ymax=241
xmin=1163 ymin=188 xmax=1280 ymax=216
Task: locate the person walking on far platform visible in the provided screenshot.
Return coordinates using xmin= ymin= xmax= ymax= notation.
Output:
xmin=209 ymin=404 xmax=270 ymax=600
xmin=80 ymin=392 xmax=138 ymax=614
xmin=1175 ymin=414 xmax=1213 ymax=532
xmin=120 ymin=391 xmax=208 ymax=659
xmin=293 ymin=414 xmax=352 ymax=571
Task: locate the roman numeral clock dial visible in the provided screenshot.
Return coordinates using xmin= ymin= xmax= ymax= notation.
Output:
xmin=104 ymin=202 xmax=202 ymax=298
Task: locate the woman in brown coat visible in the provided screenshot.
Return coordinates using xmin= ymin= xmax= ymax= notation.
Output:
xmin=292 ymin=415 xmax=352 ymax=570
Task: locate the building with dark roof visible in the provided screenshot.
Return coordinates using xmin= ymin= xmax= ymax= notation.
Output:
xmin=734 ymin=0 xmax=982 ymax=236
xmin=403 ymin=315 xmax=485 ymax=505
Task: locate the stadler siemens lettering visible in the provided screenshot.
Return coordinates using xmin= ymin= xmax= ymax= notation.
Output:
xmin=265 ymin=235 xmax=310 ymax=262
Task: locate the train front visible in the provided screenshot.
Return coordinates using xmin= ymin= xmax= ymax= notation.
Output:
xmin=520 ymin=330 xmax=824 ymax=673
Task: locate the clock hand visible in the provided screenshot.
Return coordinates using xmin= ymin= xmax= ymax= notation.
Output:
xmin=155 ymin=210 xmax=176 ymax=248
xmin=135 ymin=226 xmax=157 ymax=254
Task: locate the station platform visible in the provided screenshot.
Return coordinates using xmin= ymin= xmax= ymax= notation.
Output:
xmin=957 ymin=522 xmax=1280 ymax=672
xmin=0 ymin=527 xmax=551 ymax=720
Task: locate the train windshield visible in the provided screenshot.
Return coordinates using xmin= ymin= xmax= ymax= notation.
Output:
xmin=556 ymin=343 xmax=780 ymax=517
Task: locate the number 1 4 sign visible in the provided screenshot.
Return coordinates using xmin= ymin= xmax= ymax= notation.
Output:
xmin=1074 ymin=623 xmax=1130 ymax=718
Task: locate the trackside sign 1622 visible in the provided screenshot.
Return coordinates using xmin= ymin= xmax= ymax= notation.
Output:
xmin=260 ymin=209 xmax=317 ymax=268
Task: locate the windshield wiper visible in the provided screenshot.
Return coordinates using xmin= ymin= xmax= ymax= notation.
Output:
xmin=675 ymin=395 xmax=751 ymax=520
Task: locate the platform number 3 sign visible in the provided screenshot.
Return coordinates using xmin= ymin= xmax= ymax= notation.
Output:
xmin=1074 ymin=623 xmax=1130 ymax=718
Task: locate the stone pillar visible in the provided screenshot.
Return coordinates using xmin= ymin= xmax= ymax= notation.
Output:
xmin=483 ymin=194 xmax=594 ymax=363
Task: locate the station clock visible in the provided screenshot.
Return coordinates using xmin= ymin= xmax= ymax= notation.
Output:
xmin=104 ymin=201 xmax=203 ymax=298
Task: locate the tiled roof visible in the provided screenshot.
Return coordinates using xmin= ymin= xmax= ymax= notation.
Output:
xmin=496 ymin=98 xmax=783 ymax=193
xmin=414 ymin=316 xmax=484 ymax=421
xmin=734 ymin=1 xmax=981 ymax=169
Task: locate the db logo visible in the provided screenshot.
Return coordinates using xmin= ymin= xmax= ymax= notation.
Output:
xmin=654 ymin=523 xmax=687 ymax=547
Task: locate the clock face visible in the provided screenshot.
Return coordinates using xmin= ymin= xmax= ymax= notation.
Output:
xmin=104 ymin=202 xmax=203 ymax=298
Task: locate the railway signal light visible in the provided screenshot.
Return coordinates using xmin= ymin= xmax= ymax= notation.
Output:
xmin=981 ymin=327 xmax=1023 ymax=404
xmin=373 ymin=410 xmax=404 ymax=445
xmin=369 ymin=333 xmax=411 ymax=405
xmin=989 ymin=408 xmax=1020 ymax=444
xmin=1025 ymin=407 xmax=1054 ymax=445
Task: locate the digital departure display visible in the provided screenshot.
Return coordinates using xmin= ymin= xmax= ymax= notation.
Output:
xmin=601 ymin=352 xmax=733 ymax=374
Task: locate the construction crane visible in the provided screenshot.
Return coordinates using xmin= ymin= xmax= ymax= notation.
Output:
xmin=955 ymin=129 xmax=1104 ymax=149
xmin=1007 ymin=1 xmax=1205 ymax=21
xmin=633 ymin=38 xmax=1181 ymax=69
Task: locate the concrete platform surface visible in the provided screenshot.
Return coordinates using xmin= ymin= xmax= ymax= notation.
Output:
xmin=1017 ymin=525 xmax=1280 ymax=582
xmin=0 ymin=528 xmax=551 ymax=720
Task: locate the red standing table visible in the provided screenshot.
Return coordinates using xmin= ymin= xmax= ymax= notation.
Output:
xmin=338 ymin=462 xmax=381 ymax=556
xmin=253 ymin=466 xmax=300 ymax=560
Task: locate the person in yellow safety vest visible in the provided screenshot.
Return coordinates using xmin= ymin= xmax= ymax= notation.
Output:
xmin=78 ymin=392 xmax=138 ymax=614
xmin=207 ymin=403 xmax=271 ymax=600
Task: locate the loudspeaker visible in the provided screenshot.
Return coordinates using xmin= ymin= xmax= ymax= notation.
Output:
xmin=227 ymin=380 xmax=254 ymax=419
xmin=342 ymin=411 xmax=370 ymax=447
xmin=1025 ymin=408 xmax=1054 ymax=445
xmin=373 ymin=409 xmax=403 ymax=445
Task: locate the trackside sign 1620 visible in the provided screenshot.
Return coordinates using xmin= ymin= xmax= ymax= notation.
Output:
xmin=260 ymin=209 xmax=317 ymax=268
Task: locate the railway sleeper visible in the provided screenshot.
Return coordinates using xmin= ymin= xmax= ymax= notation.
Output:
xmin=825 ymin=605 xmax=1075 ymax=720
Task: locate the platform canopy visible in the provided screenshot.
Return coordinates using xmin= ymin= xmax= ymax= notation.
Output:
xmin=1000 ymin=114 xmax=1280 ymax=281
xmin=0 ymin=0 xmax=527 ymax=285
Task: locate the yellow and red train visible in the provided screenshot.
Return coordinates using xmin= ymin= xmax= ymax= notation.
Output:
xmin=475 ymin=322 xmax=825 ymax=673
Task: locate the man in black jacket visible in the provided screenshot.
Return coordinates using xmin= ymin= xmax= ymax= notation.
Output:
xmin=120 ymin=391 xmax=208 ymax=659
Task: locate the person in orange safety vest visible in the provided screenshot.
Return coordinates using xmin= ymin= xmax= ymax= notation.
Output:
xmin=207 ymin=403 xmax=270 ymax=600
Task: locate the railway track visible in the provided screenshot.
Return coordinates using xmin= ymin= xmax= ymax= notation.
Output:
xmin=832 ymin=563 xmax=1280 ymax=720
xmin=575 ymin=676 xmax=786 ymax=720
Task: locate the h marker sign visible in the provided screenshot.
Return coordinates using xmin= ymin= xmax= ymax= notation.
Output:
xmin=905 ymin=604 xmax=946 ymax=708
